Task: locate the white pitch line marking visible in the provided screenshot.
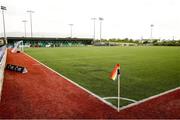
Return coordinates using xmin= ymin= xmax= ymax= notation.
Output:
xmin=118 ymin=87 xmax=180 ymax=111
xmin=103 ymin=97 xmax=137 ymax=103
xmin=23 ymin=51 xmax=180 ymax=112
xmin=23 ymin=52 xmax=118 ymax=110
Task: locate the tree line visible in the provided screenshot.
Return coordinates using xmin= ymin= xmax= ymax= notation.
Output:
xmin=95 ymin=38 xmax=180 ymax=46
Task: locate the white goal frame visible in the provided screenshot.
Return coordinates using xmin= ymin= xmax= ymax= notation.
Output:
xmin=11 ymin=41 xmax=24 ymax=53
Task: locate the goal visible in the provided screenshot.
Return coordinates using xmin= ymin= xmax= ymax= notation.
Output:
xmin=11 ymin=41 xmax=24 ymax=53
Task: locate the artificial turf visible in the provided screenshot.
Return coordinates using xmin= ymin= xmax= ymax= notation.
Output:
xmin=25 ymin=46 xmax=180 ymax=107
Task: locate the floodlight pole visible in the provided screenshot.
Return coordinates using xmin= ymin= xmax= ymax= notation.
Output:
xmin=22 ymin=20 xmax=27 ymax=37
xmin=91 ymin=18 xmax=96 ymax=41
xmin=69 ymin=24 xmax=73 ymax=38
xmin=99 ymin=17 xmax=104 ymax=42
xmin=150 ymin=24 xmax=154 ymax=41
xmin=27 ymin=10 xmax=34 ymax=37
xmin=1 ymin=6 xmax=7 ymax=40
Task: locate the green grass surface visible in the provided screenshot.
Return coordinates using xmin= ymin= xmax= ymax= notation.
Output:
xmin=25 ymin=46 xmax=180 ymax=107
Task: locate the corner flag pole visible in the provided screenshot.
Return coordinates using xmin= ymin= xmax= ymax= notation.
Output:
xmin=108 ymin=64 xmax=136 ymax=112
xmin=117 ymin=68 xmax=120 ymax=112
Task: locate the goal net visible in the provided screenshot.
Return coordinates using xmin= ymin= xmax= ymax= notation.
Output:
xmin=11 ymin=41 xmax=24 ymax=53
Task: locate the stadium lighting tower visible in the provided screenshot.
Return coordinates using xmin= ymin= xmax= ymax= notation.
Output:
xmin=99 ymin=17 xmax=104 ymax=41
xmin=22 ymin=20 xmax=28 ymax=37
xmin=69 ymin=24 xmax=74 ymax=38
xmin=1 ymin=6 xmax=7 ymax=40
xmin=150 ymin=24 xmax=154 ymax=41
xmin=91 ymin=18 xmax=97 ymax=41
xmin=27 ymin=10 xmax=35 ymax=37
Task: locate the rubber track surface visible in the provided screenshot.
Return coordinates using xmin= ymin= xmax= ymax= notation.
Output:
xmin=0 ymin=50 xmax=179 ymax=119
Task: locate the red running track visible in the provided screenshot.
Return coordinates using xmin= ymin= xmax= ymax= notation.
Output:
xmin=0 ymin=50 xmax=179 ymax=119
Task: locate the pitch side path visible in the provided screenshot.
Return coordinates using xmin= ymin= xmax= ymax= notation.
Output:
xmin=0 ymin=50 xmax=179 ymax=119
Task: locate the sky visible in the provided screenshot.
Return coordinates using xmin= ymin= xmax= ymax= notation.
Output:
xmin=0 ymin=0 xmax=180 ymax=40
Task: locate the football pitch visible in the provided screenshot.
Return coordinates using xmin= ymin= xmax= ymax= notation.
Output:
xmin=25 ymin=46 xmax=180 ymax=107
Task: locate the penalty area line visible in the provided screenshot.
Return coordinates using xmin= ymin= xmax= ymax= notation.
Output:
xmin=23 ymin=52 xmax=118 ymax=111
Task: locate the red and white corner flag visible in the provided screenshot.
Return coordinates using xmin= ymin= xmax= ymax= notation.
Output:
xmin=110 ymin=64 xmax=120 ymax=80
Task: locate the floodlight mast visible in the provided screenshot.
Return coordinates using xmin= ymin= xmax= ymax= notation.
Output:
xmin=1 ymin=6 xmax=7 ymax=40
xmin=22 ymin=20 xmax=27 ymax=37
xmin=27 ymin=10 xmax=34 ymax=37
xmin=99 ymin=17 xmax=104 ymax=42
xmin=150 ymin=24 xmax=154 ymax=41
xmin=91 ymin=18 xmax=96 ymax=41
xmin=69 ymin=24 xmax=74 ymax=38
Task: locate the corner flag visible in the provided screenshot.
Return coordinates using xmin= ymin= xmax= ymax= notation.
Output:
xmin=110 ymin=64 xmax=120 ymax=80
